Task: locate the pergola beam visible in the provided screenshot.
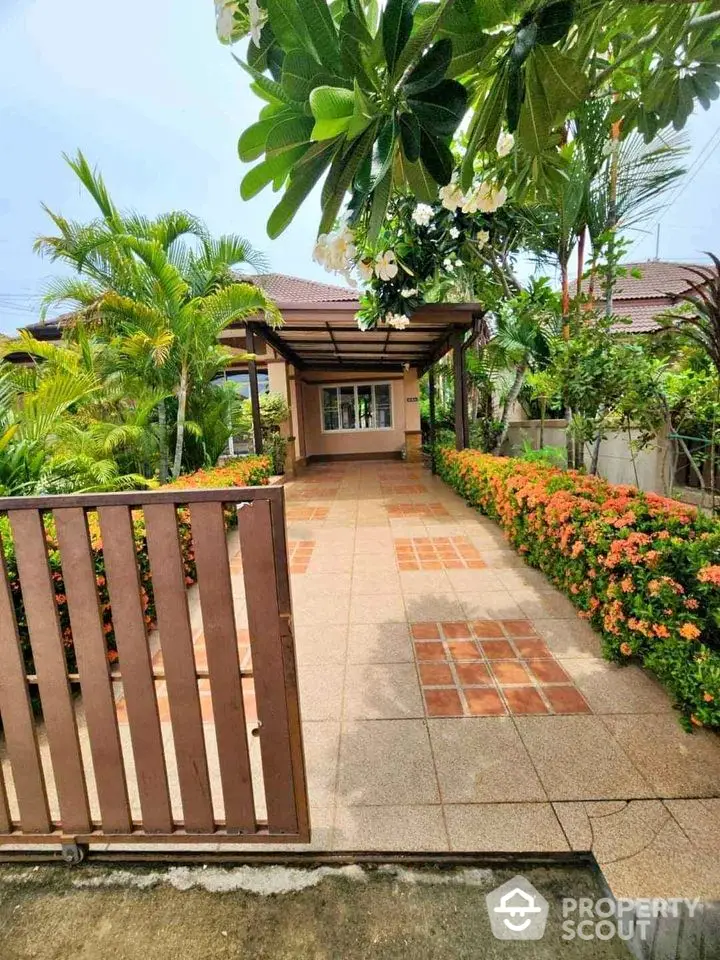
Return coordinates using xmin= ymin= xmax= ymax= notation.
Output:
xmin=246 ymin=323 xmax=264 ymax=455
xmin=451 ymin=329 xmax=469 ymax=451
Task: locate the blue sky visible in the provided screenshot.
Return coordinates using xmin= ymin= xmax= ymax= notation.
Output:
xmin=0 ymin=0 xmax=719 ymax=335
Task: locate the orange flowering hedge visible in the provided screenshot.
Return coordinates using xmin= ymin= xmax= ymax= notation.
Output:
xmin=2 ymin=456 xmax=271 ymax=678
xmin=437 ymin=448 xmax=720 ymax=729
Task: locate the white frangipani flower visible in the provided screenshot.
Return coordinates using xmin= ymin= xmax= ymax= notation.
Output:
xmin=312 ymin=233 xmax=330 ymax=266
xmin=439 ymin=183 xmax=465 ymax=211
xmin=248 ymin=0 xmax=268 ymax=45
xmin=496 ymin=130 xmax=515 ymax=158
xmin=386 ymin=313 xmax=411 ymax=330
xmin=357 ymin=259 xmax=374 ymax=282
xmin=449 ymin=226 xmax=460 ymax=239
xmin=443 ymin=257 xmax=455 ymax=272
xmin=215 ymin=1 xmax=237 ymax=43
xmin=474 ymin=182 xmax=508 ymax=214
xmin=411 ymin=203 xmax=433 ymax=226
xmin=455 ymin=259 xmax=463 ymax=268
xmin=400 ymin=288 xmax=418 ymax=298
xmin=375 ymin=250 xmax=399 ymax=281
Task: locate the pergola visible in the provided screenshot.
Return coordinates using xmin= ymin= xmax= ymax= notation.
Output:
xmin=220 ymin=299 xmax=486 ymax=466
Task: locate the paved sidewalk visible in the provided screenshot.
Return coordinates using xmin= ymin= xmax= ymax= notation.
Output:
xmin=282 ymin=460 xmax=720 ymax=899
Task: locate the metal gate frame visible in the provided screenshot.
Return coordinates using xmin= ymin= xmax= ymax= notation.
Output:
xmin=0 ymin=485 xmax=309 ymax=852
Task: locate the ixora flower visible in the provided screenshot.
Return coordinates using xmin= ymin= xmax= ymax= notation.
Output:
xmin=375 ymin=250 xmax=399 ymax=281
xmin=248 ymin=0 xmax=267 ymax=46
xmin=411 ymin=204 xmax=433 ymax=227
xmin=386 ymin=313 xmax=410 ymax=330
xmin=400 ymin=288 xmax=418 ymax=297
xmin=496 ymin=130 xmax=515 ymax=157
xmin=439 ymin=183 xmax=465 ymax=211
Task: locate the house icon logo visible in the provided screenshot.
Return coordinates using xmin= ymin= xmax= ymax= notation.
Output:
xmin=485 ymin=875 xmax=549 ymax=940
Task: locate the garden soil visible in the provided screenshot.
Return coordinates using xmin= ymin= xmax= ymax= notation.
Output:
xmin=0 ymin=860 xmax=633 ymax=959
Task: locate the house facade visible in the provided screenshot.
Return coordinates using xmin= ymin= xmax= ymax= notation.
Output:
xmin=207 ymin=274 xmax=479 ymax=470
xmin=22 ymin=273 xmax=482 ymax=471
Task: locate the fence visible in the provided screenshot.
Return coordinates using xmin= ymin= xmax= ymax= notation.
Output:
xmin=0 ymin=486 xmax=308 ymax=851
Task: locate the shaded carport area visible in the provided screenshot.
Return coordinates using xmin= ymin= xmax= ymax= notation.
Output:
xmin=219 ymin=301 xmax=487 ymax=459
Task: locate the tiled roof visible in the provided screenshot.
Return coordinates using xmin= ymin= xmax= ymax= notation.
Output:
xmin=579 ymin=261 xmax=710 ymax=333
xmin=606 ymin=261 xmax=707 ymax=300
xmin=243 ymin=272 xmax=357 ymax=303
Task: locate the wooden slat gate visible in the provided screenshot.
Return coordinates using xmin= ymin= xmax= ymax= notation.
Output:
xmin=0 ymin=485 xmax=309 ymax=851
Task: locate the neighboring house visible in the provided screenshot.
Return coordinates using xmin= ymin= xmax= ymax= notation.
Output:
xmin=19 ymin=273 xmax=481 ymax=469
xmin=582 ymin=260 xmax=708 ymax=332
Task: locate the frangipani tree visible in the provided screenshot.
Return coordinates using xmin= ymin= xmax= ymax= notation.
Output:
xmin=216 ymin=0 xmax=719 ymax=241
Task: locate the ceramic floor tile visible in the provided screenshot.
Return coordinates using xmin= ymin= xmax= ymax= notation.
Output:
xmin=332 ymin=804 xmax=448 ymax=851
xmin=515 ymin=715 xmax=655 ymax=801
xmin=343 ymin=663 xmax=423 ymax=719
xmin=346 ymin=623 xmax=414 ymax=663
xmin=445 ymin=803 xmax=569 ymax=852
xmin=337 ymin=720 xmax=439 ymax=805
xmin=428 ymin=717 xmax=546 ymax=803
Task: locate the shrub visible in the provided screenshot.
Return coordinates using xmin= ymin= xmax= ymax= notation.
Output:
xmin=2 ymin=455 xmax=272 ymax=679
xmin=436 ymin=447 xmax=720 ymax=730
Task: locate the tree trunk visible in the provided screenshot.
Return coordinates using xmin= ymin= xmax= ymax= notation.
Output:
xmin=576 ymin=229 xmax=586 ymax=299
xmin=539 ymin=399 xmax=546 ymax=450
xmin=590 ymin=433 xmax=602 ymax=475
xmin=158 ymin=400 xmax=169 ymax=485
xmin=565 ymin=406 xmax=574 ymax=469
xmin=493 ymin=364 xmax=526 ymax=455
xmin=171 ymin=363 xmax=189 ymax=481
xmin=561 ymin=260 xmax=570 ymax=335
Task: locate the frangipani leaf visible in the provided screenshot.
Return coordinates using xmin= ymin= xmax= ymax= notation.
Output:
xmin=404 ymin=38 xmax=453 ymax=96
xmin=382 ymin=0 xmax=419 ymax=74
xmin=310 ymin=85 xmax=356 ymax=140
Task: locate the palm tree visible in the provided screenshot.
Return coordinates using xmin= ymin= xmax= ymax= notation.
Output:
xmin=34 ymin=151 xmax=279 ymax=481
xmin=484 ymin=279 xmax=560 ymax=455
xmin=0 ymin=332 xmax=151 ymax=494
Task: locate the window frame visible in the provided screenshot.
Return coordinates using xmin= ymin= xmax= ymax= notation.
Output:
xmin=319 ymin=381 xmax=394 ymax=434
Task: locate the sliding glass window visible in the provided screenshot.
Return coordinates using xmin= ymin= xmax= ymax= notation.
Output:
xmin=321 ymin=383 xmax=393 ymax=432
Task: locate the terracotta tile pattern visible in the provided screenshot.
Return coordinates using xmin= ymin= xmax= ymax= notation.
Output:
xmin=380 ymin=483 xmax=429 ymax=495
xmin=229 ymin=540 xmax=315 ymax=574
xmin=394 ymin=536 xmax=486 ymax=570
xmin=386 ymin=502 xmax=450 ymax=519
xmin=286 ymin=505 xmax=329 ymax=522
xmin=288 ymin=539 xmax=316 ymax=574
xmin=286 ymin=485 xmax=340 ymax=501
xmin=411 ymin=620 xmax=592 ymax=718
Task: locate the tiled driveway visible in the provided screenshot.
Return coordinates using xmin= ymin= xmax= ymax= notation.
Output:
xmin=283 ymin=460 xmax=720 ymax=899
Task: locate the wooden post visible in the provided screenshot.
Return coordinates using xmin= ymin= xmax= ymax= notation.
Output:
xmin=428 ymin=365 xmax=437 ymax=474
xmin=452 ymin=329 xmax=468 ymax=451
xmin=246 ymin=323 xmax=264 ymax=456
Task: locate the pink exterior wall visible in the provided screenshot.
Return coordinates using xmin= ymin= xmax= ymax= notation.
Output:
xmin=299 ymin=370 xmax=415 ymax=458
